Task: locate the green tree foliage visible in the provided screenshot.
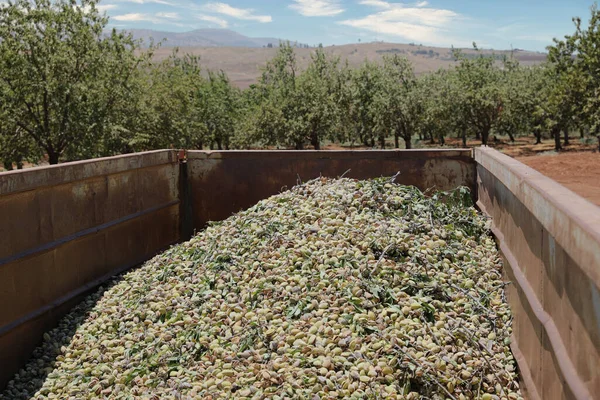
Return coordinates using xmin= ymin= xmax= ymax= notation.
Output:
xmin=377 ymin=55 xmax=420 ymax=149
xmin=140 ymin=52 xmax=208 ymax=150
xmin=453 ymin=46 xmax=504 ymax=146
xmin=250 ymin=43 xmax=343 ymax=150
xmin=547 ymin=4 xmax=600 ymax=149
xmin=203 ymin=70 xmax=242 ymax=150
xmin=347 ymin=61 xmax=383 ymax=148
xmin=0 ymin=0 xmax=148 ymax=164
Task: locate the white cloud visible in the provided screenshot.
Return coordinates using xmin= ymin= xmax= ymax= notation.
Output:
xmin=113 ymin=13 xmax=158 ymax=22
xmin=197 ymin=14 xmax=228 ymax=28
xmin=359 ymin=0 xmax=391 ymax=9
xmin=75 ymin=4 xmax=117 ymax=13
xmin=115 ymin=0 xmax=174 ymax=5
xmin=290 ymin=0 xmax=344 ymax=17
xmin=341 ymin=0 xmax=464 ymax=46
xmin=204 ymin=2 xmax=272 ymax=23
xmin=156 ymin=12 xmax=179 ymax=19
xmin=113 ymin=12 xmax=179 ymax=23
xmin=97 ymin=4 xmax=118 ymax=12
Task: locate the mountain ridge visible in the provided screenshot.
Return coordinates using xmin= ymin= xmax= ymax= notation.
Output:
xmin=122 ymin=28 xmax=306 ymax=48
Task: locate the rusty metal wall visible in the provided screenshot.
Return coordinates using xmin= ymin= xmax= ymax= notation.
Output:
xmin=475 ymin=147 xmax=599 ymax=400
xmin=186 ymin=149 xmax=476 ymax=229
xmin=0 ymin=150 xmax=182 ymax=390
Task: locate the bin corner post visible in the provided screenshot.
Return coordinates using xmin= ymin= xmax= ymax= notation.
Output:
xmin=178 ymin=150 xmax=194 ymax=241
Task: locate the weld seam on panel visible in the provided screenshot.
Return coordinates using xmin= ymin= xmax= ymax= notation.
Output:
xmin=474 ymin=148 xmax=600 ymax=286
xmin=510 ymin=335 xmax=542 ymax=400
xmin=478 ymin=200 xmax=593 ymax=400
xmin=0 ymin=150 xmax=179 ymax=196
xmin=0 ymin=242 xmax=178 ymax=339
xmin=0 ymin=200 xmax=179 ymax=267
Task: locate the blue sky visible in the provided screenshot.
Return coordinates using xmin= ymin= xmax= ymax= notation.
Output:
xmin=99 ymin=0 xmax=598 ymax=51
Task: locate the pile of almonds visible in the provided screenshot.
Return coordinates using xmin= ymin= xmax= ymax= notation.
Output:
xmin=1 ymin=177 xmax=521 ymax=399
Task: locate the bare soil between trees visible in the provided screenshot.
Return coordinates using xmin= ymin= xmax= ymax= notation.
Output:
xmin=516 ymin=152 xmax=600 ymax=206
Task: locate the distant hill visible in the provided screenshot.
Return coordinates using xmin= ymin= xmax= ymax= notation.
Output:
xmin=149 ymin=41 xmax=547 ymax=89
xmin=125 ymin=28 xmax=305 ymax=48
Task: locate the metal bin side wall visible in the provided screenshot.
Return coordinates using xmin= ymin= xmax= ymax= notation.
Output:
xmin=186 ymin=150 xmax=476 ymax=230
xmin=475 ymin=147 xmax=600 ymax=400
xmin=0 ymin=150 xmax=182 ymax=390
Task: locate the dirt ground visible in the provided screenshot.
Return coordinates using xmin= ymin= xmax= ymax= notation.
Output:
xmin=448 ymin=135 xmax=600 ymax=207
xmin=516 ymin=152 xmax=600 ymax=206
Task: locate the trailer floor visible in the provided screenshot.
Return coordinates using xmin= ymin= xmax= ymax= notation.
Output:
xmin=517 ymin=152 xmax=600 ymax=207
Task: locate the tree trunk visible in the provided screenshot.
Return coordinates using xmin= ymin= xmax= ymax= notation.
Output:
xmin=507 ymin=130 xmax=515 ymax=143
xmin=553 ymin=127 xmax=562 ymax=152
xmin=3 ymin=161 xmax=13 ymax=170
xmin=295 ymin=141 xmax=304 ymax=150
xmin=475 ymin=131 xmax=481 ymax=140
xmin=462 ymin=128 xmax=467 ymax=147
xmin=440 ymin=135 xmax=445 ymax=146
xmin=370 ymin=137 xmax=375 ymax=148
xmin=48 ymin=151 xmax=60 ymax=165
xmin=429 ymin=131 xmax=435 ymax=144
xmin=580 ymin=127 xmax=585 ymax=139
xmin=597 ymin=135 xmax=600 ymax=152
xmin=311 ymin=136 xmax=321 ymax=150
xmin=563 ymin=128 xmax=569 ymax=146
xmin=404 ymin=136 xmax=412 ymax=149
xmin=216 ymin=139 xmax=223 ymax=150
xmin=394 ymin=133 xmax=399 ymax=149
xmin=481 ymin=128 xmax=490 ymax=146
xmin=197 ymin=141 xmax=203 ymax=150
xmin=379 ymin=135 xmax=385 ymax=149
xmin=534 ymin=128 xmax=542 ymax=144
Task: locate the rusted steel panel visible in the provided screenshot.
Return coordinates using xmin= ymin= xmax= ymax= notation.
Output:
xmin=187 ymin=150 xmax=475 ymax=229
xmin=0 ymin=150 xmax=177 ymax=196
xmin=0 ymin=163 xmax=179 ymax=262
xmin=474 ymin=147 xmax=600 ymax=290
xmin=475 ymin=147 xmax=599 ymax=400
xmin=0 ymin=151 xmax=181 ymax=390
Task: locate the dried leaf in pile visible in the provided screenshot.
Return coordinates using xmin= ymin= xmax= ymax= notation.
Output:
xmin=1 ymin=177 xmax=522 ymax=400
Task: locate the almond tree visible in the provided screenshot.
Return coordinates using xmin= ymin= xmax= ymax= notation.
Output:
xmin=453 ymin=46 xmax=504 ymax=146
xmin=251 ymin=43 xmax=342 ymax=150
xmin=548 ymin=4 xmax=600 ymax=150
xmin=376 ymin=55 xmax=420 ymax=149
xmin=0 ymin=0 xmax=147 ymax=164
